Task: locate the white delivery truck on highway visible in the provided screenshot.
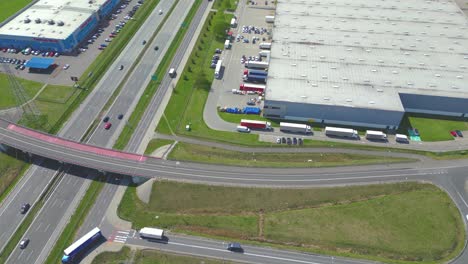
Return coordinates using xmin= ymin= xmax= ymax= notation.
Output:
xmin=168 ymin=68 xmax=176 ymax=78
xmin=139 ymin=227 xmax=164 ymax=240
xmin=280 ymin=122 xmax=312 ymax=134
xmin=325 ymin=126 xmax=358 ymax=138
xmin=365 ymin=130 xmax=387 ymax=140
xmin=259 ymin=43 xmax=272 ymax=50
xmin=395 ymin=134 xmax=409 ymax=143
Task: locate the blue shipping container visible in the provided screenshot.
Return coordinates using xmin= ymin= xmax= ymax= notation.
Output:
xmin=243 ymin=107 xmax=261 ymax=114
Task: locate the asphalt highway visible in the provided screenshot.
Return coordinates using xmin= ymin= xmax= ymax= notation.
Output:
xmin=125 ymin=234 xmax=376 ymax=264
xmin=1 ymin=0 xmax=185 ymax=263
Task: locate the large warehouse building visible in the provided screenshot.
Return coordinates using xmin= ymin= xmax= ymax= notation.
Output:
xmin=263 ymin=0 xmax=468 ymax=129
xmin=0 ymin=0 xmax=120 ymax=53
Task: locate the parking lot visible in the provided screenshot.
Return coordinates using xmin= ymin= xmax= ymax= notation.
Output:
xmin=212 ymin=1 xmax=274 ymax=109
xmin=0 ymin=0 xmax=142 ymax=86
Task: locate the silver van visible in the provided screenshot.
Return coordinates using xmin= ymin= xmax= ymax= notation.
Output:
xmin=236 ymin=126 xmax=250 ymax=133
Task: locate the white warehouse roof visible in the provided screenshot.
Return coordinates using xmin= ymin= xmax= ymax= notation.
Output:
xmin=0 ymin=0 xmax=109 ymax=40
xmin=267 ymin=0 xmax=468 ymax=112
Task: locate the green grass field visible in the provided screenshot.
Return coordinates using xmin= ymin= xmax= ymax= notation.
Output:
xmin=0 ymin=73 xmax=44 ymax=109
xmin=92 ymin=246 xmax=239 ymax=264
xmin=18 ymin=84 xmax=79 ymax=131
xmin=118 ymin=181 xmax=464 ymax=263
xmin=0 ymin=151 xmax=27 ymax=199
xmin=144 ymin=139 xmax=174 ymax=155
xmin=406 ymin=115 xmax=468 ymax=141
xmin=0 ymin=0 xmax=32 ymax=22
xmin=168 ymin=142 xmax=413 ymax=167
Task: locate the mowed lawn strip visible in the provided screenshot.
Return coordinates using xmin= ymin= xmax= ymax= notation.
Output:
xmin=118 ymin=181 xmax=464 ymax=263
xmin=91 ymin=246 xmax=240 ymax=264
xmin=168 ymin=142 xmax=414 ymax=167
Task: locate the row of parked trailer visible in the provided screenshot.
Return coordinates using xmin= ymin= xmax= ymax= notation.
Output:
xmin=236 ymin=121 xmax=409 ymax=142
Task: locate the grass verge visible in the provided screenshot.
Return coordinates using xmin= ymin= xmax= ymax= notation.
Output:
xmin=91 ymin=246 xmax=240 ymax=263
xmin=144 ymin=139 xmax=174 ymax=155
xmin=0 ymin=150 xmax=29 ymax=199
xmin=45 ymin=175 xmax=105 ymax=264
xmin=168 ymin=142 xmax=414 ymax=167
xmin=0 ymin=73 xmax=44 ymax=109
xmin=406 ymin=115 xmax=468 ymax=142
xmin=0 ymin=0 xmax=32 ymax=22
xmin=118 ymin=181 xmax=464 ymax=264
xmin=113 ymin=0 xmax=202 ymax=150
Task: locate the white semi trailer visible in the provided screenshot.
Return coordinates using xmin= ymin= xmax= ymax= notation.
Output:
xmin=365 ymin=130 xmax=387 ymax=140
xmin=139 ymin=227 xmax=164 ymax=240
xmin=325 ymin=127 xmax=358 ymax=138
xmin=280 ymin=122 xmax=312 ymax=134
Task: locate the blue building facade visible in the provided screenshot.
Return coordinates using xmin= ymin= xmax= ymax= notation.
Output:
xmin=0 ymin=0 xmax=121 ymax=53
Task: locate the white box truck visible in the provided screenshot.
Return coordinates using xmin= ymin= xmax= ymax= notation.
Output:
xmin=168 ymin=68 xmax=176 ymax=78
xmin=325 ymin=126 xmax=358 ymax=138
xmin=265 ymin=15 xmax=275 ymax=23
xmin=214 ymin=60 xmax=222 ymax=79
xmin=258 ymin=50 xmax=270 ymax=57
xmin=224 ymin=39 xmax=231 ymax=49
xmin=395 ymin=134 xmax=409 ymax=143
xmin=230 ymin=18 xmax=237 ymax=28
xmin=139 ymin=227 xmax=164 ymax=240
xmin=259 ymin=43 xmax=271 ymax=50
xmin=280 ymin=122 xmax=311 ymax=134
xmin=365 ymin=130 xmax=387 ymax=140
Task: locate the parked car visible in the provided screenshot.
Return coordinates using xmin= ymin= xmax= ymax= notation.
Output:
xmin=215 ymin=48 xmax=222 ymax=54
xmin=456 ymin=130 xmax=464 ymax=137
xmin=276 ymin=137 xmax=281 ymax=144
xmin=103 ymin=116 xmax=110 ymax=122
xmin=450 ymin=131 xmax=457 ymax=137
xmin=63 ymin=64 xmax=70 ymax=70
xmin=104 ymin=122 xmax=112 ymax=130
xmin=117 ymin=114 xmax=124 ymax=120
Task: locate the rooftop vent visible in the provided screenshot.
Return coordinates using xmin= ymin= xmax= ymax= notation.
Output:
xmin=24 ymin=18 xmax=31 ymax=23
xmin=35 ymin=18 xmax=41 ymax=23
xmin=57 ymin=20 xmax=64 ymax=26
xmin=48 ymin=19 xmax=55 ymax=25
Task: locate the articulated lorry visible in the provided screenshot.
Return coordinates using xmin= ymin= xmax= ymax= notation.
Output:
xmin=245 ymin=61 xmax=269 ymax=69
xmin=243 ymin=73 xmax=266 ymax=83
xmin=139 ymin=227 xmax=164 ymax=240
xmin=240 ymin=119 xmax=272 ymax=130
xmin=243 ymin=69 xmax=267 ymax=76
xmin=239 ymin=83 xmax=265 ymax=93
xmin=365 ymin=130 xmax=387 ymax=140
xmin=280 ymin=122 xmax=312 ymax=134
xmin=325 ymin=126 xmax=358 ymax=138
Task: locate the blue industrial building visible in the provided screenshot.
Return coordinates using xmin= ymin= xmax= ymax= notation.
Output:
xmin=0 ymin=0 xmax=121 ymax=53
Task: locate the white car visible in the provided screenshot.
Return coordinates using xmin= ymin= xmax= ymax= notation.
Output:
xmin=63 ymin=64 xmax=70 ymax=70
xmin=159 ymin=9 xmax=163 ymax=14
xmin=105 ymin=38 xmax=112 ymax=42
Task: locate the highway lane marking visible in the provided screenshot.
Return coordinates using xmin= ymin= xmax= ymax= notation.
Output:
xmin=168 ymin=241 xmax=322 ymax=264
xmin=454 ymin=189 xmax=468 ymax=209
